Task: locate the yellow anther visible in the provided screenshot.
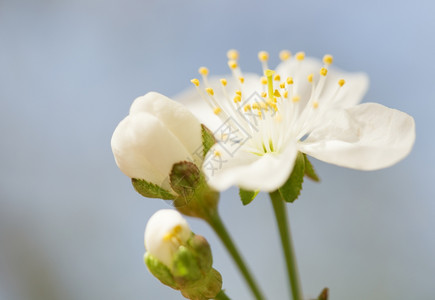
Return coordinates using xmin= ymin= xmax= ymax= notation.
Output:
xmin=274 ymin=74 xmax=281 ymax=81
xmin=283 ymin=90 xmax=288 ymax=99
xmin=338 ymin=79 xmax=346 ymax=87
xmin=163 ymin=225 xmax=182 ymax=241
xmin=260 ymin=77 xmax=268 ymax=85
xmin=190 ymin=78 xmax=200 ymax=86
xmin=214 ymin=150 xmax=221 ymax=157
xmin=261 ymin=92 xmax=267 ymax=98
xmin=233 ymin=95 xmax=242 ymax=103
xmin=220 ymin=78 xmax=227 ymax=86
xmin=286 ymin=77 xmax=294 ymax=85
xmin=213 ymin=107 xmax=222 ymax=115
xmin=239 ymin=76 xmax=245 ymax=84
xmin=280 ymin=82 xmax=286 ymax=89
xmin=320 ymin=67 xmax=328 ymax=76
xmin=258 ymin=51 xmax=269 ymax=62
xmin=313 ymin=101 xmax=319 ymax=109
xmin=279 ymin=50 xmax=291 ymax=61
xmin=323 ymin=54 xmax=333 ymax=65
xmin=244 ymin=104 xmax=251 ymax=111
xmin=267 ymin=100 xmax=277 ymax=111
xmin=228 ymin=60 xmax=238 ymax=69
xmin=252 ymin=102 xmax=260 ymax=110
xmin=260 ymin=102 xmax=268 ymax=110
xmin=274 ymin=89 xmax=281 ymax=97
xmin=292 ymin=95 xmax=300 ymax=103
xmin=235 ymin=90 xmax=242 ymax=96
xmin=307 ymin=73 xmax=314 ymax=83
xmin=227 ymin=49 xmax=239 ymax=60
xmin=205 ymin=87 xmax=214 ymax=96
xmin=296 ymin=51 xmax=305 ymax=61
xmin=257 ymin=110 xmax=262 ymax=118
xmin=198 ymin=67 xmax=209 ymax=76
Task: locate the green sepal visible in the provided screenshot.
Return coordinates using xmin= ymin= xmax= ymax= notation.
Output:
xmin=144 ymin=253 xmax=177 ymax=289
xmin=132 ymin=178 xmax=175 ymax=200
xmin=201 ymin=124 xmax=216 ymax=157
xmin=180 ymin=268 xmax=223 ymax=300
xmin=172 ymin=246 xmax=202 ymax=284
xmin=317 ymin=287 xmax=329 ymax=300
xmin=277 ymin=152 xmax=305 ymax=203
xmin=239 ymin=188 xmax=259 ymax=206
xmin=170 ymin=161 xmax=201 ymax=199
xmin=187 ymin=234 xmax=213 ymax=273
xmin=303 ymin=154 xmax=320 ymax=182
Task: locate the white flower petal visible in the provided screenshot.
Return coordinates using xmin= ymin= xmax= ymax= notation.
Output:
xmin=203 ymin=142 xmax=298 ymax=192
xmin=144 ymin=209 xmax=191 ymax=268
xmin=130 ymin=92 xmax=203 ymax=165
xmin=298 ymin=103 xmax=416 ymax=170
xmin=111 ymin=112 xmax=194 ymax=190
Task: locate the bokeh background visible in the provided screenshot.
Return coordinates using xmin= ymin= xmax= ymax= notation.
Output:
xmin=0 ymin=0 xmax=434 ymax=299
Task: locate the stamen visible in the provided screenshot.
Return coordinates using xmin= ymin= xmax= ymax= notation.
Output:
xmin=279 ymin=50 xmax=291 ymax=61
xmin=190 ymin=78 xmax=200 ymax=86
xmin=239 ymin=76 xmax=245 ymax=84
xmin=296 ymin=52 xmax=305 ymax=61
xmin=206 ymin=87 xmax=214 ymax=96
xmin=338 ymin=79 xmax=346 ymax=86
xmin=292 ymin=95 xmax=300 ymax=103
xmin=198 ymin=67 xmax=209 ymax=76
xmin=286 ymin=77 xmax=294 ymax=85
xmin=228 ymin=60 xmax=238 ymax=69
xmin=227 ymin=49 xmax=239 ymax=60
xmin=258 ymin=51 xmax=269 ymax=62
xmin=244 ymin=104 xmax=251 ymax=112
xmin=261 ymin=92 xmax=267 ymax=98
xmin=323 ymin=54 xmax=333 ymax=65
xmin=283 ymin=90 xmax=288 ymax=99
xmin=307 ymin=73 xmax=314 ymax=83
xmin=233 ymin=95 xmax=242 ymax=103
xmin=258 ymin=51 xmax=269 ymax=72
xmin=214 ymin=150 xmax=221 ymax=157
xmin=279 ymin=82 xmax=286 ymax=89
xmin=274 ymin=74 xmax=281 ymax=81
xmin=320 ymin=67 xmax=328 ymax=76
xmin=235 ymin=90 xmax=242 ymax=96
xmin=220 ymin=78 xmax=227 ymax=86
xmin=213 ymin=107 xmax=222 ymax=115
xmin=260 ymin=77 xmax=268 ymax=85
xmin=313 ymin=101 xmax=319 ymax=109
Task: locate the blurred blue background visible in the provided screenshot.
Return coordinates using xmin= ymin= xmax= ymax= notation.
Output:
xmin=0 ymin=0 xmax=434 ymax=299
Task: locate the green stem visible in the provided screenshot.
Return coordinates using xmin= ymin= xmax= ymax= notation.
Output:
xmin=206 ymin=213 xmax=265 ymax=300
xmin=215 ymin=290 xmax=231 ymax=300
xmin=269 ymin=191 xmax=303 ymax=300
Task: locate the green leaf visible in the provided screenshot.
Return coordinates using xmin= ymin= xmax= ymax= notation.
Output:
xmin=303 ymin=154 xmax=320 ymax=182
xmin=132 ymin=178 xmax=175 ymax=200
xmin=278 ymin=152 xmax=305 ymax=203
xmin=144 ymin=253 xmax=177 ymax=289
xmin=239 ymin=188 xmax=259 ymax=206
xmin=201 ymin=124 xmax=216 ymax=157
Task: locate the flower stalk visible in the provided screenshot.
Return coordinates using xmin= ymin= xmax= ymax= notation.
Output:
xmin=270 ymin=190 xmax=303 ymax=300
xmin=206 ymin=212 xmax=265 ymax=300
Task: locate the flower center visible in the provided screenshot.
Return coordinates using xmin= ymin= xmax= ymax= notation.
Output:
xmin=191 ymin=50 xmax=347 ymax=156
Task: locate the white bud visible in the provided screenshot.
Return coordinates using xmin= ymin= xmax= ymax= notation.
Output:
xmin=111 ymin=92 xmax=202 ymax=191
xmin=144 ymin=209 xmax=191 ymax=268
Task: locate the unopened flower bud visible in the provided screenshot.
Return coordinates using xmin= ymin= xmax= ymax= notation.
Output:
xmin=144 ymin=209 xmax=222 ymax=299
xmin=111 ymin=92 xmax=202 ymax=193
